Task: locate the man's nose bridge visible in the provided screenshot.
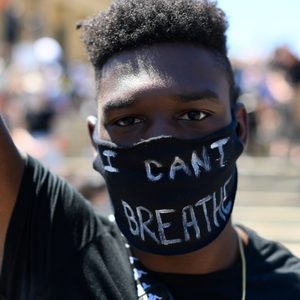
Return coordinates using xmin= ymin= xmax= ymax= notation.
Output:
xmin=145 ymin=117 xmax=177 ymax=138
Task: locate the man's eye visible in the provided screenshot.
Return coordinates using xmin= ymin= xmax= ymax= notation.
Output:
xmin=179 ymin=111 xmax=208 ymax=121
xmin=114 ymin=117 xmax=143 ymax=127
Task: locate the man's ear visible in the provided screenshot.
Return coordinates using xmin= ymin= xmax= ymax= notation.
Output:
xmin=87 ymin=116 xmax=98 ymax=153
xmin=234 ymin=102 xmax=248 ymax=146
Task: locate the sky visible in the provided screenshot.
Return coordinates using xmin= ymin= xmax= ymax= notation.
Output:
xmin=217 ymin=0 xmax=300 ymax=58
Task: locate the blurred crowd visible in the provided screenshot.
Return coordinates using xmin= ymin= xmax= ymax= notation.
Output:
xmin=0 ymin=36 xmax=96 ymax=165
xmin=0 ymin=33 xmax=112 ymax=212
xmin=233 ymin=46 xmax=300 ymax=162
xmin=1 ymin=34 xmax=300 ymax=212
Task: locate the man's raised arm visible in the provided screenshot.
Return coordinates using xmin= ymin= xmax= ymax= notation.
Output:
xmin=0 ymin=115 xmax=25 ymax=268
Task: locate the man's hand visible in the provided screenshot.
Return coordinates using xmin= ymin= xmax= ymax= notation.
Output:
xmin=0 ymin=116 xmax=25 ymax=270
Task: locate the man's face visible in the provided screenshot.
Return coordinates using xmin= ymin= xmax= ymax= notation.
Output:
xmin=95 ymin=43 xmax=233 ymax=145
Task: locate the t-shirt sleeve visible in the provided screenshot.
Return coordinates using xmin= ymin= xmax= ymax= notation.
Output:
xmin=0 ymin=156 xmax=127 ymax=300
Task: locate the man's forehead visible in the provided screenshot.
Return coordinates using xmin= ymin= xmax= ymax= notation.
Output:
xmin=100 ymin=43 xmax=220 ymax=76
xmin=99 ymin=45 xmax=174 ymax=93
xmin=100 ymin=44 xmax=224 ymax=90
xmin=99 ymin=62 xmax=171 ymax=103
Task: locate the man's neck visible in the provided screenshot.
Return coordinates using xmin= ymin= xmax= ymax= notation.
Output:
xmin=132 ymin=222 xmax=247 ymax=275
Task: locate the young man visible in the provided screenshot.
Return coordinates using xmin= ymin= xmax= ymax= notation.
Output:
xmin=0 ymin=1 xmax=300 ymax=299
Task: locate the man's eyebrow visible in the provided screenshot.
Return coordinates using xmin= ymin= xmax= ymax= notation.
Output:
xmin=175 ymin=90 xmax=219 ymax=103
xmin=102 ymin=97 xmax=135 ymax=113
xmin=102 ymin=90 xmax=219 ymax=113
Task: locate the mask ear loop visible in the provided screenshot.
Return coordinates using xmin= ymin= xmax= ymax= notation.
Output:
xmin=231 ymin=104 xmax=247 ymax=142
xmin=230 ymin=106 xmax=240 ymax=135
xmin=92 ymin=118 xmax=101 ymax=145
xmin=92 ymin=120 xmax=118 ymax=149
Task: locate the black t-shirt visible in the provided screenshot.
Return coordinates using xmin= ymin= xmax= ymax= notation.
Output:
xmin=136 ymin=224 xmax=300 ymax=300
xmin=1 ymin=156 xmax=300 ymax=300
xmin=0 ymin=156 xmax=137 ymax=300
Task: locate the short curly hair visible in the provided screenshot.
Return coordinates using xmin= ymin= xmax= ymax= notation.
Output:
xmin=79 ymin=0 xmax=237 ymax=102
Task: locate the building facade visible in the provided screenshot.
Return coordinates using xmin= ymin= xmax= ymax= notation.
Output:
xmin=1 ymin=0 xmax=111 ymax=61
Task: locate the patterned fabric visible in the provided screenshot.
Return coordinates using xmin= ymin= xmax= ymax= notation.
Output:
xmin=126 ymin=243 xmax=174 ymax=300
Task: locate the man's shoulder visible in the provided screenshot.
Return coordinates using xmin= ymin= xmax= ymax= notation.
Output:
xmin=10 ymin=154 xmax=122 ymax=252
xmin=1 ymin=156 xmax=134 ymax=300
xmin=242 ymin=225 xmax=300 ymax=298
xmin=244 ymin=225 xmax=300 ymax=269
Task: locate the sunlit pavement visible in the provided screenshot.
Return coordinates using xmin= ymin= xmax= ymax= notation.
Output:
xmin=234 ymin=155 xmax=300 ymax=257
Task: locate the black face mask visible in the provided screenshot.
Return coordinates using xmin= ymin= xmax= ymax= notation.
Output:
xmin=93 ymin=120 xmax=244 ymax=255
